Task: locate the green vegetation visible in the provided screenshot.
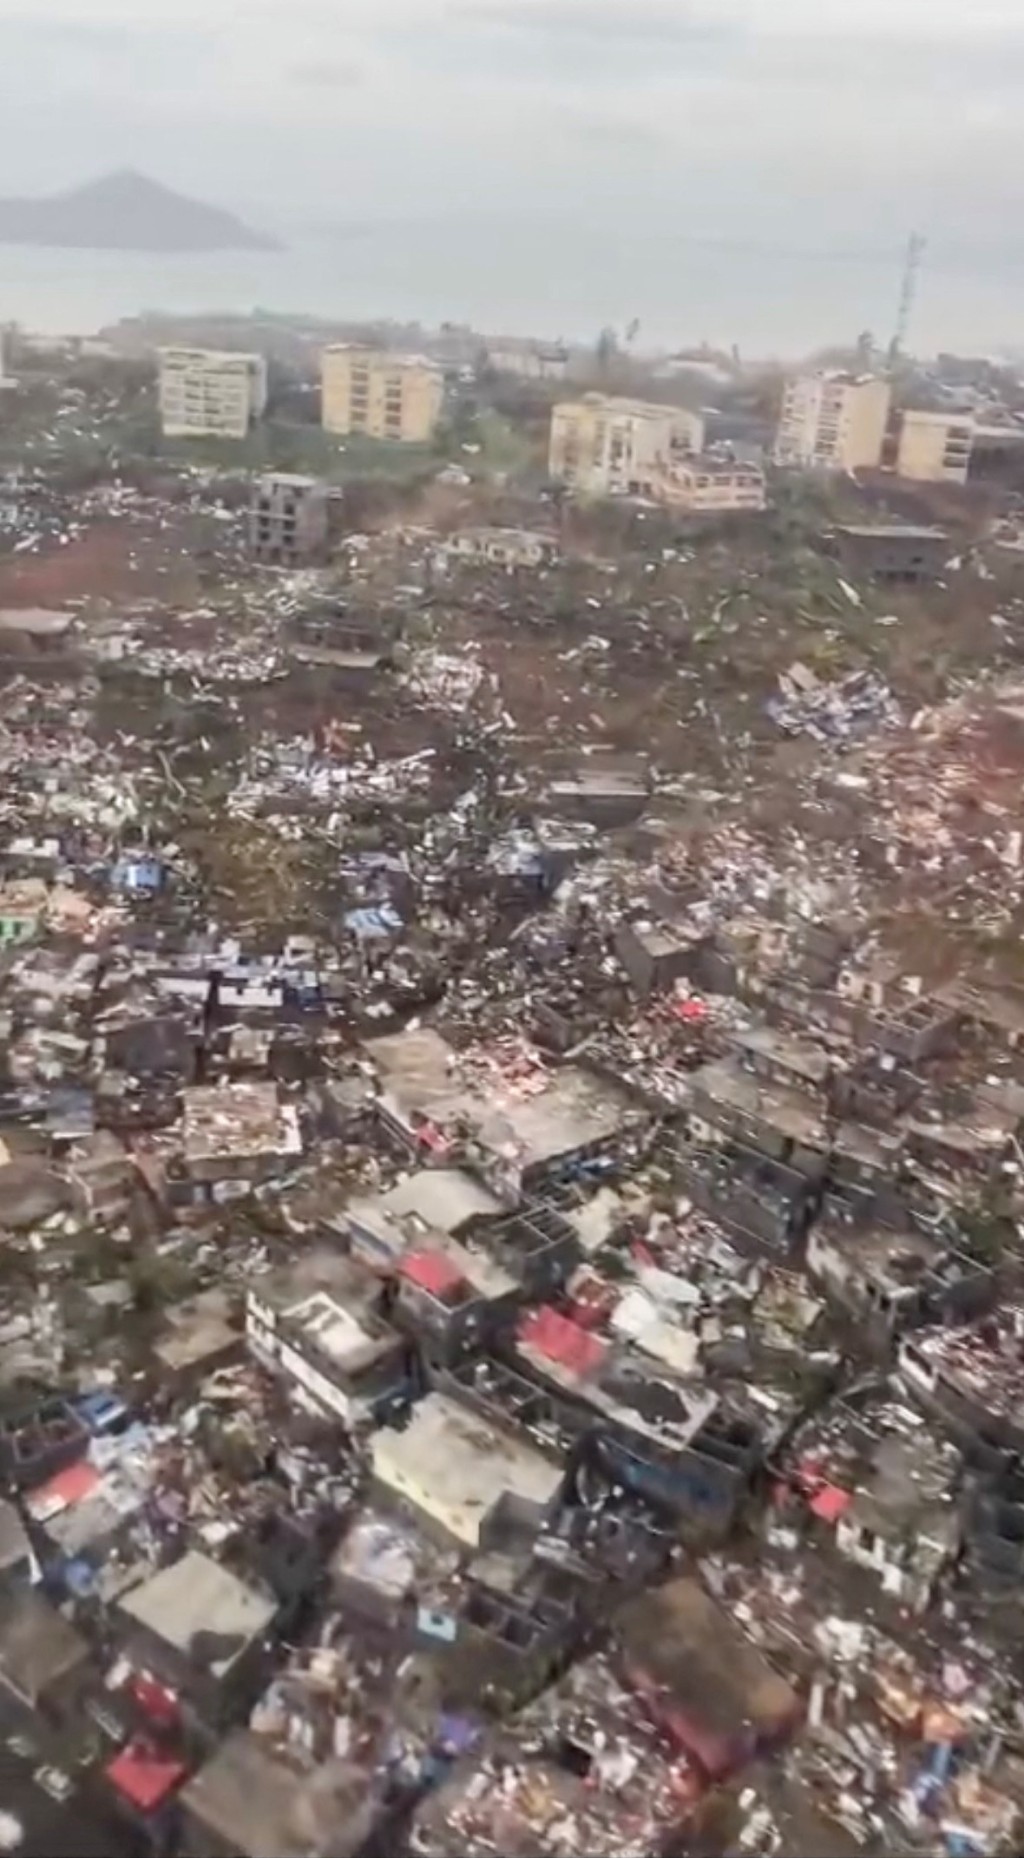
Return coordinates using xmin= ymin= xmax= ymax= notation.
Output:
xmin=140 ymin=418 xmax=435 ymax=486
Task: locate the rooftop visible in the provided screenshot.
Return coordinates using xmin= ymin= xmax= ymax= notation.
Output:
xmin=449 ymin=525 xmax=555 ymax=548
xmin=286 ymin=1288 xmax=393 ymax=1374
xmin=255 ymin=471 xmax=321 ymax=490
xmin=182 ymin=1082 xmax=302 ymax=1164
xmin=180 ymin=1730 xmax=375 ymax=1858
xmin=0 ymin=608 xmax=73 ymax=637
xmin=691 ymin=1059 xmax=829 ymax=1149
xmin=812 ymin=1215 xmax=958 ymax=1293
xmin=902 ymin=1309 xmax=1024 ymax=1422
xmin=794 ymin=1391 xmax=962 ymax=1538
xmin=323 ymin=342 xmax=440 ymax=372
xmin=255 ymin=1247 xmax=389 ymax=1329
xmin=676 ymin=454 xmax=765 ymax=478
xmin=159 ymin=345 xmax=262 ymax=367
xmin=516 ymin=1305 xmax=717 ymax=1453
xmin=0 ymin=1587 xmax=89 ymax=1705
xmin=369 ymin=1028 xmax=630 ymax=1168
xmin=154 ymin=1287 xmax=239 ymax=1374
xmin=848 ymin=1431 xmax=961 ymax=1547
xmin=375 ymin=1167 xmax=505 ymax=1234
xmin=371 ymin=1392 xmax=563 ymax=1531
xmin=411 ymin=1653 xmax=700 ymax=1858
xmin=732 ymin=1025 xmax=832 ymax=1089
xmin=0 ymin=1499 xmax=30 ymax=1574
xmin=615 ymin=1577 xmax=799 ymax=1758
xmin=119 ymin=1550 xmax=275 ymax=1678
xmin=836 ymin=524 xmax=948 ymax=542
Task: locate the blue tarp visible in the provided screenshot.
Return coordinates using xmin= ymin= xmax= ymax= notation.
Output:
xmin=111 ymin=857 xmax=164 ymax=895
xmin=74 ymin=1390 xmax=129 ymax=1434
xmin=346 ymin=904 xmax=403 ymax=941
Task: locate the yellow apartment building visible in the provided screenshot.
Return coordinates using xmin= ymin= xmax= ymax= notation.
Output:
xmin=774 ymin=371 xmax=891 ymax=472
xmin=321 ymin=346 xmax=444 ymax=444
xmin=896 ymin=409 xmax=974 ymax=484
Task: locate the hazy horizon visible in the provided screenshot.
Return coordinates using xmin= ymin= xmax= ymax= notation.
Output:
xmin=2 ymin=214 xmax=1023 ymax=362
xmin=2 ymin=0 xmax=1024 ymax=354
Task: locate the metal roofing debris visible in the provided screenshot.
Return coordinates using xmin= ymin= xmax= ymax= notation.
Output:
xmin=182 ymin=1082 xmax=303 ymax=1164
xmin=808 ymin=1483 xmax=853 ymax=1523
xmin=0 ymin=608 xmax=73 ymax=636
xmin=2 ymin=362 xmax=1024 ymax=1858
xmin=518 ymin=1304 xmax=606 ymax=1378
xmin=106 ymin=1743 xmax=186 ymax=1813
xmin=400 ymin=1249 xmax=467 ymax=1299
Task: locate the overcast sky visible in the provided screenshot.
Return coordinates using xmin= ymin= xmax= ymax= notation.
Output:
xmin=2 ymin=0 xmax=1024 ymax=360
xmin=0 ymin=0 xmax=1020 ymax=249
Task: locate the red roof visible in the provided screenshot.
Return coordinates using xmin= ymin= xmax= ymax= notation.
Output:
xmin=400 ymin=1250 xmax=466 ymax=1299
xmin=27 ymin=1458 xmax=100 ymax=1518
xmin=518 ymin=1305 xmax=606 ymax=1377
xmin=808 ymin=1483 xmax=852 ymax=1524
xmin=106 ymin=1744 xmax=186 ymax=1813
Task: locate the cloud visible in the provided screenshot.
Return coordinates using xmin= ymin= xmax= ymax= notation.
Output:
xmin=558 ymin=112 xmax=670 ymax=151
xmin=288 ymin=58 xmax=364 ymax=88
xmin=1 ymin=0 xmax=1024 ymax=314
xmin=453 ymin=0 xmax=741 ymax=45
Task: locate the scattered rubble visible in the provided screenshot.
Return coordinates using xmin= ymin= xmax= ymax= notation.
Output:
xmin=1 ymin=350 xmax=1024 ymax=1858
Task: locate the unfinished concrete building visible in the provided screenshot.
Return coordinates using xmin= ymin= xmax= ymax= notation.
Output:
xmin=249 ymin=473 xmax=330 ymax=567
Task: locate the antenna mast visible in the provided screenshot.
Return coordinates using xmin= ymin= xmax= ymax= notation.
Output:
xmin=889 ymin=231 xmax=926 ymax=366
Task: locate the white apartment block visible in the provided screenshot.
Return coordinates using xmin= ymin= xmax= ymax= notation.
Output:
xmin=158 ymin=347 xmax=268 ymax=440
xmin=664 ymin=456 xmax=767 ymax=513
xmin=774 ymin=371 xmax=891 ymax=472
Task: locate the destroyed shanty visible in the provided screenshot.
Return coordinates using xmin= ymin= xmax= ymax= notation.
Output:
xmin=2 ymin=328 xmax=1024 ymax=1858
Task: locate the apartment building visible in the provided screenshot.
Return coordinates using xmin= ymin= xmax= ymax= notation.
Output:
xmin=774 ymin=371 xmax=891 ymax=472
xmin=896 ymin=409 xmax=974 ymax=485
xmin=158 ymin=348 xmax=268 ymax=440
xmin=321 ymin=346 xmax=444 ymax=444
xmin=486 ymin=337 xmax=569 ymax=381
xmin=548 ymin=393 xmax=704 ymax=498
xmin=246 ymin=1249 xmax=413 ymax=1427
xmin=663 ymin=456 xmax=767 ymax=514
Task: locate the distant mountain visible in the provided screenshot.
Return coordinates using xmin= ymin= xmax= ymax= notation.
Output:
xmin=0 ymin=170 xmax=282 ymax=252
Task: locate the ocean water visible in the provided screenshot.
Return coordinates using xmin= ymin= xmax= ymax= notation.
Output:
xmin=1 ymin=218 xmax=1021 ymax=357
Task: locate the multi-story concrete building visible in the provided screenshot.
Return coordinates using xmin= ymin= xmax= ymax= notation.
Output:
xmin=444 ymin=526 xmax=558 ymax=569
xmin=548 ymin=393 xmax=704 ymax=498
xmin=774 ymin=371 xmax=890 ymax=472
xmin=249 ymin=472 xmax=330 ymax=567
xmin=896 ymin=409 xmax=974 ymax=484
xmin=246 ymin=1248 xmax=414 ymax=1427
xmin=158 ymin=348 xmax=268 ymax=440
xmin=486 ymin=338 xmax=570 ymax=381
xmin=662 ymin=456 xmax=767 ymax=513
xmin=321 ymin=346 xmax=443 ymax=444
